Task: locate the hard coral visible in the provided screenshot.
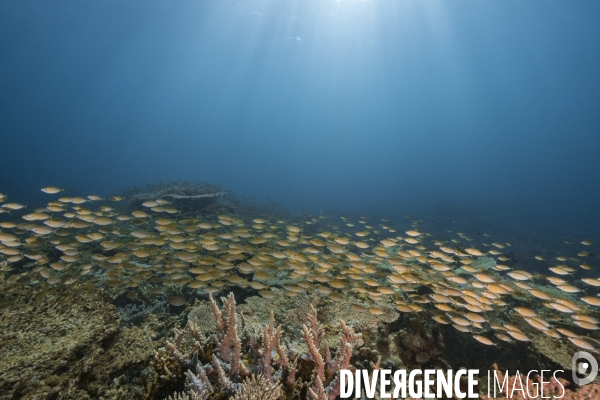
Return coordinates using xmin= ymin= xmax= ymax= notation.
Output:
xmin=304 ymin=304 xmax=363 ymax=400
xmin=232 ymin=374 xmax=282 ymax=400
xmin=162 ymin=292 xmax=362 ymax=400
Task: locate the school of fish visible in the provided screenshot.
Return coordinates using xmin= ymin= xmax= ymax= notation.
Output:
xmin=0 ymin=187 xmax=599 ymax=352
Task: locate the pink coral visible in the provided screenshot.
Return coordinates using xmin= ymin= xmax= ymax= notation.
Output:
xmin=260 ymin=311 xmax=283 ymax=382
xmin=303 ymin=305 xmax=363 ymax=400
xmin=208 ymin=293 xmax=249 ymax=379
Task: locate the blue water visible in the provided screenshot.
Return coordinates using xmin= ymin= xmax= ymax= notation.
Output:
xmin=1 ymin=0 xmax=599 ymax=244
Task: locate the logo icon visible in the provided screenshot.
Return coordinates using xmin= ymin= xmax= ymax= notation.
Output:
xmin=572 ymin=351 xmax=598 ymax=385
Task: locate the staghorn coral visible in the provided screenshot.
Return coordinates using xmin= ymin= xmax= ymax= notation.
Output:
xmin=152 ymin=346 xmax=184 ymax=382
xmin=210 ymin=293 xmax=250 ymax=379
xmin=212 ymin=353 xmax=240 ymax=394
xmin=162 ymin=292 xmax=299 ymax=399
xmin=260 ymin=311 xmax=284 ymax=381
xmin=321 ymin=320 xmax=363 ymax=400
xmin=232 ymin=373 xmax=282 ymax=400
xmin=303 ymin=304 xmax=363 ymax=400
xmin=161 ymin=291 xmax=365 ymax=400
xmin=308 ymin=376 xmax=328 ymax=400
xmin=230 ymin=301 xmax=298 ymax=386
xmin=182 ymin=360 xmax=214 ymax=399
xmin=164 ymin=319 xmax=207 ymax=370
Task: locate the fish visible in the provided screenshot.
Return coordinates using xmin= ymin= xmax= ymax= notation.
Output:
xmin=472 ymin=335 xmax=495 ymax=346
xmin=507 ymin=330 xmax=530 ymax=341
xmin=1 ymin=203 xmax=26 ymax=210
xmin=573 ymin=321 xmax=600 ymax=330
xmin=568 ymin=337 xmax=596 ymax=350
xmin=581 ymin=296 xmax=600 ymax=306
xmin=514 ymin=307 xmax=538 ymax=317
xmin=169 ymin=296 xmax=187 ymax=306
xmin=0 ymin=186 xmax=598 ymax=359
xmin=549 ymin=267 xmax=571 ymax=276
xmin=582 ymin=278 xmax=600 ymax=287
xmin=507 ymin=270 xmax=532 ymax=281
xmin=41 ymin=187 xmax=65 ymax=194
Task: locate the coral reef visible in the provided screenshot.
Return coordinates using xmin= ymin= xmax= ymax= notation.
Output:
xmin=2 ymin=179 xmax=600 ymax=400
xmin=232 ymin=374 xmax=281 ymax=400
xmin=238 ymin=288 xmax=397 ymax=345
xmin=1 ymin=273 xmax=597 ymax=399
xmin=119 ymin=300 xmax=168 ymax=327
xmin=377 ymin=313 xmax=446 ymax=370
xmin=303 ymin=305 xmax=363 ymax=400
xmin=156 ymin=293 xmax=291 ymax=399
xmin=159 ymin=292 xmax=363 ymax=400
xmin=0 ymin=280 xmax=177 ymax=399
xmin=115 ymin=181 xmax=285 ymax=219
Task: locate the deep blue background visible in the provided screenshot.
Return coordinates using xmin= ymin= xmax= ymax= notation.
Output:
xmin=1 ymin=0 xmax=599 ymax=245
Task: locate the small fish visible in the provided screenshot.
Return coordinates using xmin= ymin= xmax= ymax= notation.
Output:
xmin=494 ymin=333 xmax=513 ymax=343
xmin=507 ymin=271 xmax=532 ymax=281
xmin=507 ymin=330 xmax=530 ymax=342
xmin=581 ymin=296 xmax=600 ymax=306
xmin=1 ymin=203 xmax=26 ymax=210
xmin=568 ymin=337 xmax=596 ymax=350
xmin=573 ymin=321 xmax=600 ymax=330
xmin=556 ymin=284 xmax=581 ymax=293
xmin=41 ymin=187 xmax=65 ymax=194
xmin=473 ymin=335 xmax=495 ymax=346
xmin=168 ymin=296 xmax=187 ymax=306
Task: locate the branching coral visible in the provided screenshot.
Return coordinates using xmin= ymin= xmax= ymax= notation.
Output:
xmin=166 ymin=362 xmax=213 ymax=400
xmin=260 ymin=311 xmax=284 ymax=381
xmin=209 ymin=293 xmax=250 ymax=379
xmin=211 ymin=354 xmax=239 ymax=394
xmin=303 ymin=304 xmax=363 ymax=400
xmin=162 ymin=292 xmax=304 ymax=399
xmin=160 ymin=292 xmax=364 ymax=400
xmin=164 ymin=319 xmax=206 ymax=370
xmin=232 ymin=373 xmax=282 ymax=400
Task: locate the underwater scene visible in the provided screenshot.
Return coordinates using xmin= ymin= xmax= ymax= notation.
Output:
xmin=1 ymin=1 xmax=600 ymax=399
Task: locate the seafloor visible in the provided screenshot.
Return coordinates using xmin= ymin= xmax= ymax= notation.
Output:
xmin=1 ymin=279 xmax=599 ymax=399
xmin=1 ymin=182 xmax=599 ymax=399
